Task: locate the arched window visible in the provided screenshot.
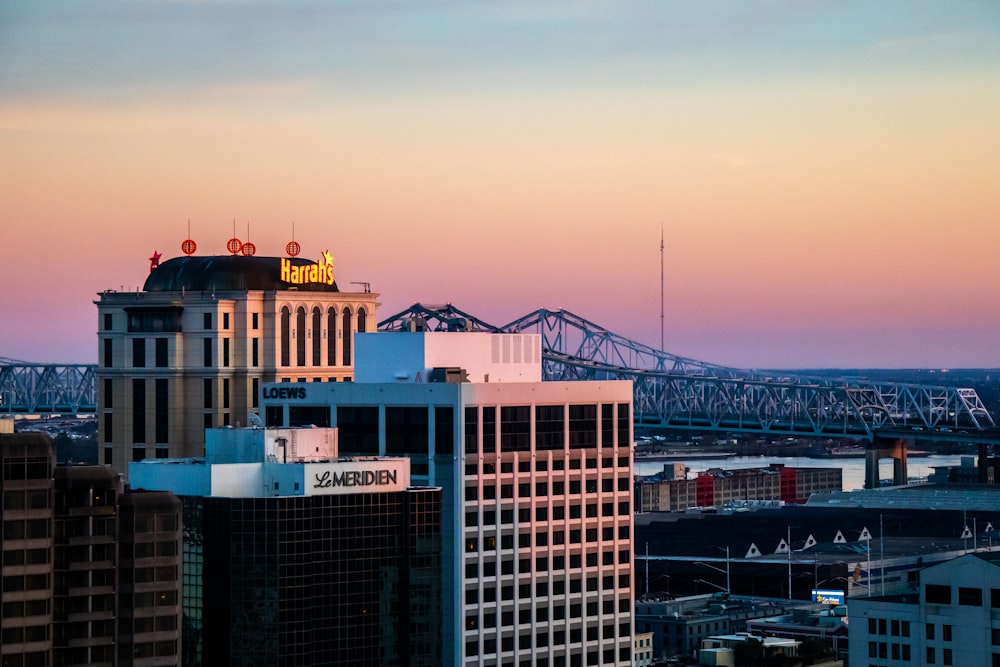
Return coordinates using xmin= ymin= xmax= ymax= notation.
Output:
xmin=342 ymin=308 xmax=353 ymax=367
xmin=296 ymin=306 xmax=306 ymax=366
xmin=327 ymin=307 xmax=337 ymax=367
xmin=357 ymin=307 xmax=367 ymax=333
xmin=312 ymin=307 xmax=322 ymax=366
xmin=280 ymin=307 xmax=291 ymax=367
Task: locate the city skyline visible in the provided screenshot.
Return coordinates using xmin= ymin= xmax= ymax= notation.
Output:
xmin=3 ymin=1 xmax=1000 ymax=368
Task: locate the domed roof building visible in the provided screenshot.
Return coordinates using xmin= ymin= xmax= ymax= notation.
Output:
xmin=96 ymin=250 xmax=377 ymax=476
xmin=143 ymin=255 xmax=341 ymax=292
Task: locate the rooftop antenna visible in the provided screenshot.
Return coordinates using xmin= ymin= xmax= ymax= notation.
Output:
xmin=660 ymin=225 xmax=665 ymax=351
xmin=226 ymin=218 xmax=243 ymax=255
xmin=243 ymin=221 xmax=256 ymax=256
xmin=350 ymin=282 xmax=371 ymax=293
xmin=181 ymin=219 xmax=197 ymax=255
xmin=286 ymin=221 xmax=300 ymax=257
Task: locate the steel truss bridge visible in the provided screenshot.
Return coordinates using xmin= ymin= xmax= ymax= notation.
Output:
xmin=0 ymin=358 xmax=97 ymax=415
xmin=4 ymin=305 xmax=997 ymax=444
xmin=378 ymin=303 xmax=998 ymax=444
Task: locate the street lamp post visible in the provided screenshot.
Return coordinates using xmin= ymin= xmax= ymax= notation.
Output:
xmin=725 ymin=545 xmax=731 ymax=595
xmin=787 ymin=526 xmax=792 ymax=600
xmin=693 ymin=578 xmax=729 ymax=595
xmin=694 ymin=546 xmax=731 ymax=595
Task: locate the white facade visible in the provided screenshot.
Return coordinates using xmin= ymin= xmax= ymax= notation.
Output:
xmin=634 ymin=631 xmax=654 ymax=667
xmin=847 ymin=553 xmax=1000 ymax=667
xmin=260 ymin=331 xmax=636 ymax=667
xmin=354 ymin=331 xmax=542 ymax=383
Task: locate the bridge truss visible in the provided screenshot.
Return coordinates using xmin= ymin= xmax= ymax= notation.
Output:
xmin=0 ymin=358 xmax=97 ymax=415
xmin=379 ymin=304 xmax=996 ymax=439
xmin=4 ymin=304 xmax=995 ymax=436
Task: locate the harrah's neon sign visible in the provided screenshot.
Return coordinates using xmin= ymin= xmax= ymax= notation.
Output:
xmin=280 ymin=250 xmax=335 ymax=286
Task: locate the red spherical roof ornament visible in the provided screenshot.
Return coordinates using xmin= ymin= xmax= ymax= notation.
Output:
xmin=241 ymin=241 xmax=257 ymax=256
xmin=286 ymin=240 xmax=301 ymax=257
xmin=227 ymin=237 xmax=243 ymax=255
xmin=181 ymin=239 xmax=197 ymax=255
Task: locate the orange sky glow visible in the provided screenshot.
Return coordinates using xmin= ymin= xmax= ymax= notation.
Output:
xmin=2 ymin=2 xmax=999 ymax=367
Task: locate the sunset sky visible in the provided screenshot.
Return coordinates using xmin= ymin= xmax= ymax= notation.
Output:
xmin=2 ymin=1 xmax=999 ymax=368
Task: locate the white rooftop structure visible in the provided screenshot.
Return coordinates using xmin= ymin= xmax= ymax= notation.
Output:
xmin=354 ymin=331 xmax=542 ymax=384
xmin=128 ymin=426 xmax=410 ymax=498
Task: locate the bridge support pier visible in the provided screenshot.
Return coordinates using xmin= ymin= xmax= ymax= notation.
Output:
xmin=865 ymin=437 xmax=910 ymax=489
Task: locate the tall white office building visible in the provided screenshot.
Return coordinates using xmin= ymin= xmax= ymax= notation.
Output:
xmin=261 ymin=331 xmax=636 ymax=666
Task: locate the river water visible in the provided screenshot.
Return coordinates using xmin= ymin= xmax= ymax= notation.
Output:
xmin=634 ymin=454 xmax=972 ymax=492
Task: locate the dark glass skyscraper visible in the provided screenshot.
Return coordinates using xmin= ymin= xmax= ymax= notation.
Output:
xmin=189 ymin=489 xmax=441 ymax=667
xmin=129 ymin=427 xmax=443 ymax=666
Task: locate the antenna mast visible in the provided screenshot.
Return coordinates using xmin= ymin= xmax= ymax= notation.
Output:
xmin=660 ymin=226 xmax=665 ymax=351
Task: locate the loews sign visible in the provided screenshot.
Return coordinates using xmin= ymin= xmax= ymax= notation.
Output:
xmin=281 ymin=250 xmax=335 ymax=286
xmin=262 ymin=386 xmax=306 ymax=400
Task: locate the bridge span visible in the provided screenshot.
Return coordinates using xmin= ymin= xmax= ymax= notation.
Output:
xmin=0 ymin=358 xmax=96 ymax=416
xmin=380 ymin=303 xmax=1000 ymax=488
xmin=5 ymin=306 xmax=998 ymax=489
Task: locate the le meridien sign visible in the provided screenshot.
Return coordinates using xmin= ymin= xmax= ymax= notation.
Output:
xmin=304 ymin=461 xmax=409 ymax=496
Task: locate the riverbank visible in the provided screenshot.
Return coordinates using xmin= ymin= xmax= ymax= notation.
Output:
xmin=633 ymin=454 xmax=971 ymax=492
xmin=635 ymin=451 xmax=736 ymax=461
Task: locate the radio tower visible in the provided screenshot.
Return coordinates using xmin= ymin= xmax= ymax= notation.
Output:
xmin=660 ymin=226 xmax=665 ymax=351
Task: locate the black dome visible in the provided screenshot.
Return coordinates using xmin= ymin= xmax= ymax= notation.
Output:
xmin=143 ymin=256 xmax=340 ymax=292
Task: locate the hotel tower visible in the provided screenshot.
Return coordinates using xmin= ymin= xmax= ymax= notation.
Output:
xmin=96 ymin=249 xmax=377 ymax=475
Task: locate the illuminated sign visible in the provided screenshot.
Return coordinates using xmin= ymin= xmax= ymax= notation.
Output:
xmin=812 ymin=589 xmax=846 ymax=605
xmin=280 ymin=250 xmax=335 ymax=286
